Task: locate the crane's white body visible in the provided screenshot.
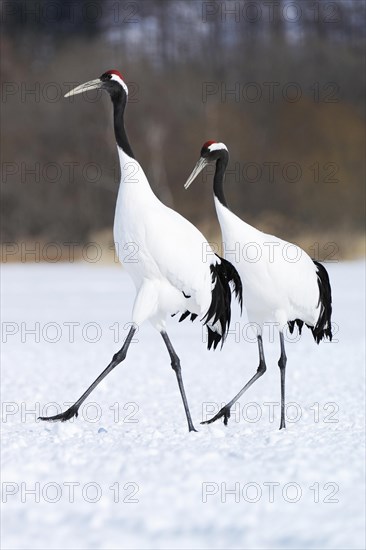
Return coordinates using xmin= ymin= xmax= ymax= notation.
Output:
xmin=183 ymin=141 xmax=332 ymax=429
xmin=214 ymin=197 xmax=320 ymax=331
xmin=41 ymin=72 xmax=241 ymax=431
xmin=114 ymin=146 xmax=217 ymax=331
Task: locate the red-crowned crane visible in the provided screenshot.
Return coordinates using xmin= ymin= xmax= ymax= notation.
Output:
xmin=39 ymin=75 xmax=242 ymax=432
xmin=184 ymin=141 xmax=333 ymax=430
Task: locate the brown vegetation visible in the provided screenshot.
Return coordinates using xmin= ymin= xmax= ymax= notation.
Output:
xmin=1 ymin=0 xmax=365 ymax=259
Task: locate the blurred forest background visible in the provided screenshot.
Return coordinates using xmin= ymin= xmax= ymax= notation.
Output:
xmin=1 ymin=0 xmax=365 ymax=261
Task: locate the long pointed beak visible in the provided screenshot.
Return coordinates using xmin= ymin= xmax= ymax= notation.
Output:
xmin=184 ymin=158 xmax=208 ymax=189
xmin=64 ymin=79 xmax=102 ymax=98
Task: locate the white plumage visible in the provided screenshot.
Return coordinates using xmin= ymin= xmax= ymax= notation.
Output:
xmin=114 ymin=146 xmax=217 ymax=331
xmin=39 ymin=73 xmax=241 ymax=432
xmin=185 ymin=140 xmax=333 ymax=430
xmin=214 ymin=197 xmax=320 ymax=329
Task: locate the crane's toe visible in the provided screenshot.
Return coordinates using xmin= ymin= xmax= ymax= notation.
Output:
xmin=38 ymin=405 xmax=79 ymax=422
xmin=201 ymin=405 xmax=231 ymax=426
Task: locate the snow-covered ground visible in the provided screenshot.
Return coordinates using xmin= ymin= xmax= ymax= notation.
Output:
xmin=1 ymin=261 xmax=365 ymax=550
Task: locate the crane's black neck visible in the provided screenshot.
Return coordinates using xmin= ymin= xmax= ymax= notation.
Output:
xmin=213 ymin=152 xmax=229 ymax=208
xmin=110 ymin=89 xmax=135 ymax=159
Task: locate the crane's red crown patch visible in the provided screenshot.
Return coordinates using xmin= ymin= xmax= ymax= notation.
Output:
xmin=202 ymin=140 xmax=217 ymax=149
xmin=105 ymin=70 xmax=124 ymax=81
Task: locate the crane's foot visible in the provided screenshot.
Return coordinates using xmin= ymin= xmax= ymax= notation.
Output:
xmin=201 ymin=405 xmax=231 ymax=426
xmin=38 ymin=405 xmax=79 ymax=422
xmin=279 ymin=418 xmax=286 ymax=430
xmin=186 ymin=413 xmax=198 ymax=432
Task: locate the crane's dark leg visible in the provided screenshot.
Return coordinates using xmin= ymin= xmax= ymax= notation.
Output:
xmin=278 ymin=331 xmax=287 ymax=430
xmin=39 ymin=326 xmax=137 ymax=422
xmin=161 ymin=331 xmax=197 ymax=432
xmin=202 ymin=335 xmax=267 ymax=426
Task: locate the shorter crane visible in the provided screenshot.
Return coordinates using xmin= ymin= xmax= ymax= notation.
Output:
xmin=185 ymin=140 xmax=333 ymax=430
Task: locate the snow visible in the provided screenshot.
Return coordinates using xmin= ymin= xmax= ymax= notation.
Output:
xmin=1 ymin=260 xmax=365 ymax=550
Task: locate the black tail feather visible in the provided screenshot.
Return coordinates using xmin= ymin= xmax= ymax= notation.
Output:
xmin=288 ymin=319 xmax=304 ymax=335
xmin=178 ymin=311 xmax=190 ymax=323
xmin=203 ymin=255 xmax=243 ymax=350
xmin=311 ymin=260 xmax=333 ymax=343
xmin=177 ymin=255 xmax=243 ymax=351
xmin=207 ymin=327 xmax=222 ymax=350
xmin=287 ymin=261 xmax=332 ymax=344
